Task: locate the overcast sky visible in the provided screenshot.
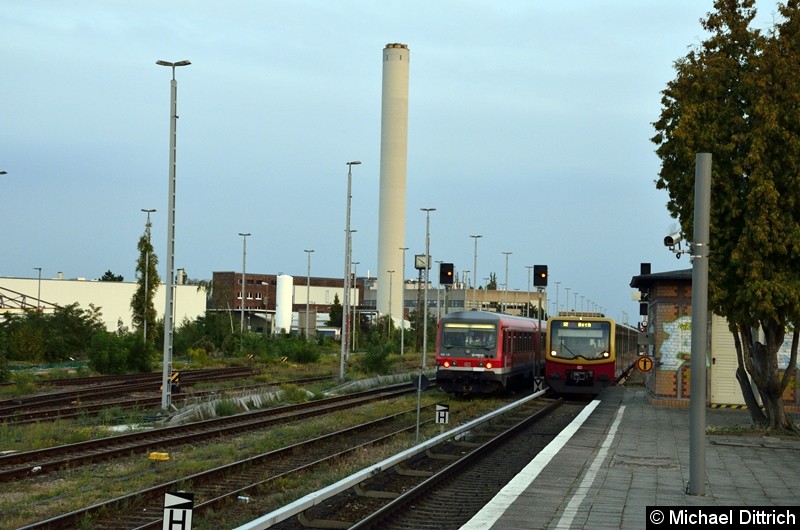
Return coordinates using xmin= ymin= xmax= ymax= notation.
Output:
xmin=1 ymin=1 xmax=783 ymax=323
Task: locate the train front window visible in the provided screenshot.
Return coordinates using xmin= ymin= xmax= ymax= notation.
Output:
xmin=550 ymin=321 xmax=610 ymax=360
xmin=441 ymin=323 xmax=497 ymax=352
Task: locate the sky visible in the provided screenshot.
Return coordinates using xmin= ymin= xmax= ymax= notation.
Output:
xmin=1 ymin=0 xmax=783 ymax=324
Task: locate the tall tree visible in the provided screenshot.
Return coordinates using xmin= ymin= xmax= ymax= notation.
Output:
xmin=652 ymin=0 xmax=797 ymax=430
xmin=130 ymin=220 xmax=160 ymax=344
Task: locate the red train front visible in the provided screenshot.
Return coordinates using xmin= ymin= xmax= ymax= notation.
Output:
xmin=435 ymin=310 xmax=544 ymax=395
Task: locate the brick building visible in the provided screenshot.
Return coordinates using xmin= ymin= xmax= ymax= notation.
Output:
xmin=630 ymin=266 xmax=798 ymax=408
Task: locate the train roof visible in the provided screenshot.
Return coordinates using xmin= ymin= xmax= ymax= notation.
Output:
xmin=439 ymin=310 xmax=542 ymax=326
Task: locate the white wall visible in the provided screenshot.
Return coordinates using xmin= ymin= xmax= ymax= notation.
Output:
xmin=0 ymin=277 xmax=207 ymax=332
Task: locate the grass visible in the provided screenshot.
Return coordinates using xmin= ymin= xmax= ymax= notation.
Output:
xmin=0 ymin=386 xmax=504 ymax=528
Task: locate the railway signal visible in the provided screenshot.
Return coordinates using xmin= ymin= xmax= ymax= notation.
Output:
xmin=439 ymin=262 xmax=454 ymax=285
xmin=533 ymin=264 xmax=548 ymax=287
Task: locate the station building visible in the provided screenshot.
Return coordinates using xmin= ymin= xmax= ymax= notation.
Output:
xmin=631 ymin=265 xmax=799 ymax=409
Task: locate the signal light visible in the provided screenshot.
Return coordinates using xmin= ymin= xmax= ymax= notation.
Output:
xmin=533 ymin=264 xmax=548 ymax=287
xmin=439 ymin=262 xmax=454 ymax=285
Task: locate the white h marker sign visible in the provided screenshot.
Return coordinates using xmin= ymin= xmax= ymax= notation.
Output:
xmin=163 ymin=491 xmax=194 ymax=530
xmin=435 ymin=403 xmax=450 ymax=424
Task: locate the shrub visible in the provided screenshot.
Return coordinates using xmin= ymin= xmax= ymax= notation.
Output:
xmin=358 ymin=342 xmax=396 ymax=375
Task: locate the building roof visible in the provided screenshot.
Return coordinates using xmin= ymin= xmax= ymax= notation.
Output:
xmin=629 ymin=268 xmax=691 ymax=290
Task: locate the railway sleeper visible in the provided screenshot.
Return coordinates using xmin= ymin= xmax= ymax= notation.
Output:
xmin=452 ymin=440 xmax=482 ymax=448
xmin=425 ymin=448 xmax=461 ymax=460
xmin=394 ymin=462 xmax=434 ymax=477
xmin=297 ymin=510 xmax=351 ymax=529
xmin=354 ymin=483 xmax=400 ymax=499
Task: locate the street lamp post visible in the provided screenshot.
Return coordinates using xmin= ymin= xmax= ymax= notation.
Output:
xmin=33 ymin=267 xmax=42 ymax=309
xmin=435 ymin=260 xmax=443 ymax=320
xmin=469 ymin=235 xmax=481 ymax=310
xmin=399 ymin=247 xmax=408 ymax=355
xmin=261 ymin=280 xmax=270 ymax=334
xmin=483 ymin=277 xmax=489 ymax=309
xmin=341 ymin=161 xmax=361 ymax=382
xmin=141 ymin=209 xmax=156 ymax=343
xmin=304 ymin=249 xmax=314 ymax=340
xmin=239 ymin=233 xmax=251 ymax=345
xmin=555 ymin=281 xmax=561 ymax=315
xmin=157 ymin=58 xmax=190 ymax=412
xmin=421 ymin=208 xmax=436 ymax=368
xmin=502 ymin=251 xmax=512 ymax=313
xmin=525 ymin=265 xmax=534 ymax=317
xmin=351 ymin=260 xmax=359 ymax=353
xmin=462 ymin=270 xmax=469 ymax=312
xmin=387 ymin=270 xmax=395 ymax=335
xmin=565 ymin=288 xmax=571 ymax=311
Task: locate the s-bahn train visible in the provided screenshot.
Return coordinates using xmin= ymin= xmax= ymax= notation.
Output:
xmin=545 ymin=312 xmax=638 ymax=395
xmin=435 ymin=311 xmax=545 ymax=395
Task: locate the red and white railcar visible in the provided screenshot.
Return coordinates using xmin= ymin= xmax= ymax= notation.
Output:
xmin=435 ymin=310 xmax=545 ymax=395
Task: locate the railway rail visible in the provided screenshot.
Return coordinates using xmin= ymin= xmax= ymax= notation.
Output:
xmin=246 ymin=394 xmax=584 ymax=530
xmin=0 ymin=374 xmax=333 ymax=424
xmin=0 ymin=383 xmax=416 ymax=482
xmin=20 ymin=402 xmax=434 ymax=529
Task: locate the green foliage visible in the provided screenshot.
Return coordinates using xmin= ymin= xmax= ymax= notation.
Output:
xmin=87 ymin=331 xmax=153 ymax=375
xmin=130 ymin=228 xmax=160 ymax=343
xmin=326 ymin=294 xmax=343 ymax=327
xmin=214 ymin=399 xmax=242 ymax=417
xmin=0 ymin=303 xmax=104 ymax=363
xmin=87 ymin=331 xmax=129 ymax=374
xmin=99 ymin=270 xmax=124 ymax=282
xmin=651 ymin=0 xmax=800 ymax=430
xmin=0 ymin=354 xmax=9 ymax=383
xmin=280 ymin=383 xmax=312 ymax=402
xmin=266 ymin=335 xmax=322 ymax=364
xmin=358 ymin=341 xmax=397 ymax=375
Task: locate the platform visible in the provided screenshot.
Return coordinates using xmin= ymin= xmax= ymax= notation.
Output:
xmin=461 ymin=386 xmax=800 ymax=529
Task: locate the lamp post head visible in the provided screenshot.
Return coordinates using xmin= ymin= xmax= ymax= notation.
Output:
xmin=156 ymin=60 xmax=191 ymax=67
xmin=156 ymin=59 xmax=191 ymax=79
xmin=346 ymin=160 xmax=362 ymax=166
xmin=141 ymin=208 xmax=156 ymax=213
xmin=239 ymin=232 xmax=251 ymax=237
xmin=0 ymin=171 xmax=7 ymax=175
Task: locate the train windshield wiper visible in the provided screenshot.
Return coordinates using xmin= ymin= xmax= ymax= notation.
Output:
xmin=559 ymin=341 xmax=578 ymax=359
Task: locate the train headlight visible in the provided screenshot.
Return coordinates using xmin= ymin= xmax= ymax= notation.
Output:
xmin=486 ymin=362 xmax=493 ymax=369
xmin=602 ymin=351 xmax=610 ymax=358
xmin=443 ymin=360 xmax=451 ymax=368
xmin=550 ymin=350 xmax=558 ymax=357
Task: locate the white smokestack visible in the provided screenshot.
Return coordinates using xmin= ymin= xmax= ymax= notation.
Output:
xmin=376 ymin=43 xmax=410 ymax=322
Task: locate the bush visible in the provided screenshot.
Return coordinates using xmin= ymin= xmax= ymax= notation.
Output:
xmin=0 ymin=355 xmax=9 ymax=384
xmin=358 ymin=342 xmax=396 ymax=375
xmin=87 ymin=331 xmax=152 ymax=374
xmin=285 ymin=338 xmax=321 ymax=364
xmin=87 ymin=331 xmax=129 ymax=374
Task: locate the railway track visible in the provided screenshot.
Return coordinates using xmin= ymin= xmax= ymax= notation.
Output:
xmin=259 ymin=395 xmax=584 ymax=530
xmin=20 ymin=402 xmax=435 ymax=530
xmin=0 ymin=374 xmax=333 ymax=424
xmin=0 ymin=383 xmax=415 ymax=482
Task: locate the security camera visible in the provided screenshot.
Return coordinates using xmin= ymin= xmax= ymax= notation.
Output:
xmin=663 ymin=232 xmax=682 ymax=248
